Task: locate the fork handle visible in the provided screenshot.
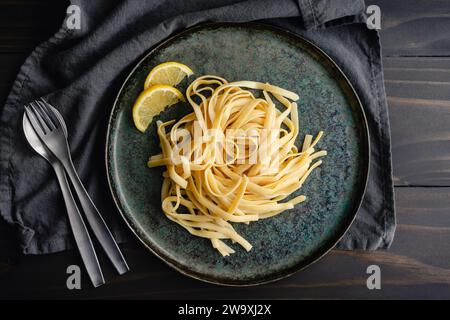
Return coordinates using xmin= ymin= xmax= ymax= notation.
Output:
xmin=53 ymin=162 xmax=105 ymax=287
xmin=61 ymin=157 xmax=129 ymax=275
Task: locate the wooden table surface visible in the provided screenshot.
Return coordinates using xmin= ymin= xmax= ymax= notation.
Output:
xmin=1 ymin=0 xmax=450 ymax=299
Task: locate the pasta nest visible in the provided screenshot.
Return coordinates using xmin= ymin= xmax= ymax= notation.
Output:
xmin=148 ymin=75 xmax=326 ymax=256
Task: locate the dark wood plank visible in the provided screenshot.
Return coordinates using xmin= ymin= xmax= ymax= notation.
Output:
xmin=0 ymin=0 xmax=67 ymax=53
xmin=1 ymin=187 xmax=450 ymax=299
xmin=384 ymin=57 xmax=450 ymax=69
xmin=0 ymin=0 xmax=449 ymax=301
xmin=0 ymin=0 xmax=448 ymax=56
xmin=370 ymin=0 xmax=450 ymax=56
xmin=389 ymin=96 xmax=450 ymax=186
xmin=0 ymin=53 xmax=27 ymax=105
xmin=0 ymin=220 xmax=20 ymax=272
xmin=0 ymin=85 xmax=10 ymax=106
xmin=385 ymin=68 xmax=450 ymax=83
xmin=385 ymin=80 xmax=450 ymax=101
xmin=384 ymin=57 xmax=450 ymax=186
xmin=2 ymin=58 xmax=450 ymax=188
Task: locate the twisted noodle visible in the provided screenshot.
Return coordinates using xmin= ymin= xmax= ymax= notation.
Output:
xmin=148 ymin=75 xmax=326 ymax=256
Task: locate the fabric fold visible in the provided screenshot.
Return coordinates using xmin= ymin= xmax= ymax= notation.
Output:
xmin=0 ymin=0 xmax=395 ymax=254
xmin=297 ymin=0 xmax=366 ymax=29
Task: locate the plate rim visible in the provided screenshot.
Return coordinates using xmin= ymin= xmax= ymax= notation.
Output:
xmin=105 ymin=21 xmax=371 ymax=286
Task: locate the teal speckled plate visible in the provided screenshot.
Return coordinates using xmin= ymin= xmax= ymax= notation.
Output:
xmin=106 ymin=23 xmax=369 ymax=286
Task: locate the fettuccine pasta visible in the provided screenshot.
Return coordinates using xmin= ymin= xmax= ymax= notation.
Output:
xmin=148 ymin=75 xmax=326 ymax=256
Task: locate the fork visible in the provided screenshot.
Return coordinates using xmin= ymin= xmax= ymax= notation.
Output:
xmin=24 ymin=99 xmax=129 ymax=275
xmin=23 ymin=107 xmax=105 ymax=287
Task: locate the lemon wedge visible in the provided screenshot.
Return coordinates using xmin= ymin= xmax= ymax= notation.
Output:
xmin=144 ymin=61 xmax=193 ymax=89
xmin=132 ymin=84 xmax=185 ymax=132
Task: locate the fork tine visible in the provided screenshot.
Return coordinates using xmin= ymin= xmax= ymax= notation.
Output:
xmin=39 ymin=98 xmax=62 ymax=129
xmin=40 ymin=97 xmax=52 ymax=107
xmin=25 ymin=105 xmax=47 ymax=137
xmin=29 ymin=102 xmax=52 ymax=134
xmin=35 ymin=100 xmax=57 ymax=130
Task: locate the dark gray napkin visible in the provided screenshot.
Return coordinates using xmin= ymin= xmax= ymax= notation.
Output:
xmin=0 ymin=0 xmax=395 ymax=254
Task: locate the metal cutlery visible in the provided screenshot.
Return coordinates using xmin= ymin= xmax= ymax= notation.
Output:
xmin=24 ymin=99 xmax=129 ymax=278
xmin=23 ymin=106 xmax=105 ymax=287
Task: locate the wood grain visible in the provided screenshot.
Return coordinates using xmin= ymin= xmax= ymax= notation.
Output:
xmin=384 ymin=57 xmax=450 ymax=186
xmin=384 ymin=68 xmax=450 ymax=82
xmin=1 ymin=187 xmax=450 ymax=299
xmin=1 ymin=0 xmax=450 ymax=300
xmin=1 ymin=6 xmax=449 ymax=186
xmin=369 ymin=0 xmax=450 ymax=56
xmin=384 ymin=57 xmax=450 ymax=69
xmin=386 ymin=80 xmax=450 ymax=101
xmin=0 ymin=0 xmax=448 ymax=57
xmin=0 ymin=0 xmax=67 ymax=53
xmin=0 ymin=53 xmax=26 ymax=105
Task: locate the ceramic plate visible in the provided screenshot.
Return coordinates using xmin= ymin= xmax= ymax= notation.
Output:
xmin=106 ymin=23 xmax=369 ymax=285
